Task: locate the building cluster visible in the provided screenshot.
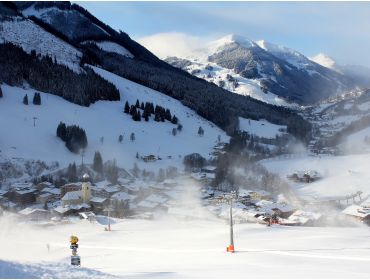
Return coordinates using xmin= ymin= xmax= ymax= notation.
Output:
xmin=0 ymin=173 xmax=185 ymax=221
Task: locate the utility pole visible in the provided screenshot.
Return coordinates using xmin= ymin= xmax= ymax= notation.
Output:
xmin=229 ymin=195 xmax=234 ymax=252
xmin=226 ymin=191 xmax=236 ymax=253
xmin=81 ymin=149 xmax=85 ymax=166
xmin=33 ymin=117 xmax=38 ymax=127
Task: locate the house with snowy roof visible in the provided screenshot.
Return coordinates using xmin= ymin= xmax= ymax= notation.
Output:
xmin=18 ymin=207 xmax=50 ymax=220
xmin=342 ymin=204 xmax=370 ymax=224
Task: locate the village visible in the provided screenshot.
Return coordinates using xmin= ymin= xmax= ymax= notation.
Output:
xmin=0 ymin=164 xmax=370 ymax=228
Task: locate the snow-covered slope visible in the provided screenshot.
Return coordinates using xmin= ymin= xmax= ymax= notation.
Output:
xmin=1 ymin=213 xmax=370 ymax=278
xmin=0 ymin=17 xmax=81 ymax=72
xmin=94 ymin=41 xmax=133 ymax=58
xmin=256 ymin=40 xmax=311 ymax=70
xmin=0 ymin=66 xmax=228 ymax=173
xmin=239 ymin=117 xmax=287 ymax=139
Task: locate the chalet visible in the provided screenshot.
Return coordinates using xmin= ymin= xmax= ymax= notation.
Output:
xmin=89 ymin=197 xmax=109 ymax=213
xmin=36 ymin=193 xmax=54 ymax=204
xmin=18 ymin=208 xmax=50 ymax=221
xmin=62 ymin=191 xmax=82 ymax=207
xmin=283 ymin=210 xmax=323 ymax=226
xmin=9 ymin=188 xmax=37 ymax=206
xmin=53 ymin=205 xmax=73 ymax=217
xmin=287 ymin=170 xmax=322 ymax=183
xmin=35 ymin=181 xmax=53 ymax=191
xmin=61 ymin=183 xmax=82 ymax=197
xmin=142 ymin=155 xmax=156 ymax=162
xmin=255 ymin=200 xmax=295 ymax=218
xmin=201 ymin=166 xmax=217 ymax=174
xmin=342 ymin=205 xmax=370 ymax=225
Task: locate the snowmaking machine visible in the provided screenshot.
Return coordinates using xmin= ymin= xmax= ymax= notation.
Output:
xmin=70 ymin=235 xmax=81 ymax=266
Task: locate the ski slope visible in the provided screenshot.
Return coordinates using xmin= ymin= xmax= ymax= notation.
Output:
xmin=0 ymin=66 xmax=228 ymax=175
xmin=1 ymin=213 xmax=370 ymax=278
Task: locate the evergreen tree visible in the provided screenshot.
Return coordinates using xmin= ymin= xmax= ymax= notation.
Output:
xmin=154 ymin=112 xmax=161 ymax=122
xmin=67 ymin=162 xmax=78 ymax=182
xmin=33 ymin=92 xmax=41 ymax=105
xmin=118 ymin=134 xmax=123 ymax=143
xmin=171 ymin=115 xmax=178 ymax=124
xmin=137 ymin=110 xmax=141 ymax=121
xmin=165 ymin=109 xmax=172 ymax=121
xmin=136 ymin=152 xmax=139 ymax=159
xmin=0 ymin=87 xmax=2 ymax=98
xmin=177 ymin=124 xmax=183 ymax=131
xmin=144 ymin=113 xmax=149 ymax=122
xmin=198 ymin=126 xmax=204 ymax=136
xmin=23 ymin=94 xmax=28 ymax=105
xmin=93 ymin=151 xmax=103 ymax=174
xmin=124 ymin=101 xmax=130 ymax=114
xmin=129 ymin=105 xmax=136 ymax=116
xmin=56 ymin=122 xmax=67 ymax=141
xmin=105 ymin=159 xmax=118 ymax=184
xmin=130 ymin=132 xmax=135 ymax=142
xmin=140 ymin=102 xmax=144 ymax=110
xmin=135 ymin=99 xmax=140 ymax=108
xmin=172 ymin=127 xmax=177 ymax=136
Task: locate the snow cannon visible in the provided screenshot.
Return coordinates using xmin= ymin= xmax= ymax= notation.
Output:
xmin=70 ymin=235 xmax=81 ymax=266
xmin=226 ymin=245 xmax=235 ymax=253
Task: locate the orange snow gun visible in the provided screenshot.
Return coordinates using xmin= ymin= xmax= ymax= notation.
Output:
xmin=226 ymin=245 xmax=235 ymax=253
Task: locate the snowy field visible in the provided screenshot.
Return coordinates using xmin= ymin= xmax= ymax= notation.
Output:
xmin=1 ymin=213 xmax=370 ymax=278
xmin=238 ymin=117 xmax=286 ymax=139
xmin=0 ymin=66 xmax=228 ymax=174
xmin=261 ymin=153 xmax=370 ymax=200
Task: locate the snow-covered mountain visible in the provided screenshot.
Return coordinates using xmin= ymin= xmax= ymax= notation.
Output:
xmin=166 ymin=34 xmax=356 ymax=105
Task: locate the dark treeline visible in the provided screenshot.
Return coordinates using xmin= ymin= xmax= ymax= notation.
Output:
xmin=0 ymin=42 xmax=120 ymax=106
xmin=124 ymin=99 xmax=178 ymax=124
xmin=57 ymin=122 xmax=88 ymax=153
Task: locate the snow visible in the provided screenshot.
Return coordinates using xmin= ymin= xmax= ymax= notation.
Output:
xmin=261 ymin=153 xmax=370 ymax=201
xmin=0 ymin=67 xmax=228 ymax=177
xmin=342 ymin=205 xmax=370 ymax=218
xmin=2 ymin=213 xmax=370 ymax=278
xmin=206 ymin=34 xmax=257 ymax=54
xmin=257 ymin=40 xmax=310 ymax=70
xmin=238 ymin=117 xmax=286 ymax=139
xmin=0 ymin=18 xmax=82 ymax=72
xmin=310 ymin=53 xmax=337 ymax=69
xmin=94 ymin=41 xmax=134 ymax=58
xmin=89 ymin=197 xmax=107 ymax=204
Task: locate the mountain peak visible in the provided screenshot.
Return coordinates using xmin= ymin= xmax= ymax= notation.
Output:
xmin=208 ymin=34 xmax=256 ymax=54
xmin=309 ymin=53 xmax=337 ymax=69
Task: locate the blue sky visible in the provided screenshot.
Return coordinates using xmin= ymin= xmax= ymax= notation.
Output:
xmin=77 ymin=1 xmax=370 ymax=66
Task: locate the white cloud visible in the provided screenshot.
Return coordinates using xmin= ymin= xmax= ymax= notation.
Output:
xmin=137 ymin=32 xmax=208 ymax=59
